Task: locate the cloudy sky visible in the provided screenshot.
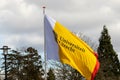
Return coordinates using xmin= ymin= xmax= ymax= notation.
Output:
xmin=0 ymin=0 xmax=120 ymax=59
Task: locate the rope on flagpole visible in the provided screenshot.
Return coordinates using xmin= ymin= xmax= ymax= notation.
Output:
xmin=43 ymin=6 xmax=47 ymax=80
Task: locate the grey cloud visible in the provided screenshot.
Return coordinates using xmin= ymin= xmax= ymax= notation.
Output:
xmin=0 ymin=0 xmax=43 ymax=34
xmin=0 ymin=0 xmax=120 ymax=58
xmin=0 ymin=34 xmax=44 ymax=51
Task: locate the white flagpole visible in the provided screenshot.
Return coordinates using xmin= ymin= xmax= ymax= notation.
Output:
xmin=43 ymin=6 xmax=47 ymax=80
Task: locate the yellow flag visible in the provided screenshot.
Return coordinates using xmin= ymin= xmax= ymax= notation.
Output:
xmin=44 ymin=15 xmax=100 ymax=80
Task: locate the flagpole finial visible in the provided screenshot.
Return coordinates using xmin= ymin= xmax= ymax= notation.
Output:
xmin=43 ymin=6 xmax=46 ymax=14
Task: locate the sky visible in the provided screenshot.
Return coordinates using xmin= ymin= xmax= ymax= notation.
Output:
xmin=0 ymin=0 xmax=120 ymax=60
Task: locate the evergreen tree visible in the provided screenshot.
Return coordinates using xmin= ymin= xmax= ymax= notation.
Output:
xmin=7 ymin=50 xmax=22 ymax=80
xmin=2 ymin=47 xmax=44 ymax=80
xmin=47 ymin=68 xmax=55 ymax=80
xmin=95 ymin=26 xmax=120 ymax=80
xmin=22 ymin=47 xmax=44 ymax=80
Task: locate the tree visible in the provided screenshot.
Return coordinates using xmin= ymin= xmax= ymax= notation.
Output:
xmin=7 ymin=50 xmax=22 ymax=80
xmin=22 ymin=47 xmax=44 ymax=80
xmin=47 ymin=68 xmax=55 ymax=80
xmin=95 ymin=26 xmax=120 ymax=80
xmin=67 ymin=66 xmax=83 ymax=80
xmin=75 ymin=32 xmax=98 ymax=51
xmin=2 ymin=47 xmax=44 ymax=80
xmin=51 ymin=62 xmax=83 ymax=80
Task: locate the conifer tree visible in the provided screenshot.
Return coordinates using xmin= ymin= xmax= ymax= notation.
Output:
xmin=2 ymin=47 xmax=44 ymax=80
xmin=23 ymin=47 xmax=44 ymax=80
xmin=95 ymin=26 xmax=120 ymax=80
xmin=47 ymin=68 xmax=55 ymax=80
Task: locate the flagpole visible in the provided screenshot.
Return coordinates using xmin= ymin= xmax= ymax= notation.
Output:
xmin=43 ymin=6 xmax=47 ymax=80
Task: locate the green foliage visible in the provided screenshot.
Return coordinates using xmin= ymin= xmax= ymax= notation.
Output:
xmin=47 ymin=68 xmax=55 ymax=80
xmin=95 ymin=26 xmax=120 ymax=80
xmin=2 ymin=47 xmax=44 ymax=80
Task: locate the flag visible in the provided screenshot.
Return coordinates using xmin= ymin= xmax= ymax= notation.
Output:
xmin=44 ymin=15 xmax=100 ymax=80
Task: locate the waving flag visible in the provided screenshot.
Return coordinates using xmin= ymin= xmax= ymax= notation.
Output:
xmin=44 ymin=15 xmax=100 ymax=80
